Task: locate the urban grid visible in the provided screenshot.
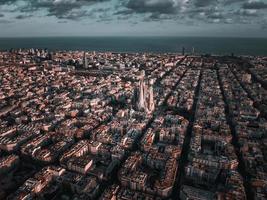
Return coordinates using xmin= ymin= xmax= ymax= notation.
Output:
xmin=0 ymin=50 xmax=266 ymax=200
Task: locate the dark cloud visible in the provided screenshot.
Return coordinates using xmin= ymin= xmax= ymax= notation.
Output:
xmin=0 ymin=0 xmax=110 ymax=19
xmin=222 ymin=0 xmax=246 ymax=5
xmin=243 ymin=1 xmax=267 ymax=9
xmin=28 ymin=0 xmax=109 ymax=19
xmin=114 ymin=0 xmax=186 ymax=22
xmin=0 ymin=0 xmax=17 ymax=5
xmin=15 ymin=14 xmax=33 ymax=19
xmin=56 ymin=10 xmax=94 ymax=20
xmin=0 ymin=0 xmax=266 ymax=26
xmin=194 ymin=0 xmax=214 ymax=7
xmin=0 ymin=13 xmax=4 ymax=17
xmin=123 ymin=0 xmax=180 ymax=15
xmin=186 ymin=8 xmax=228 ymax=24
xmin=113 ymin=0 xmax=266 ymax=25
xmin=115 ymin=0 xmax=194 ymax=22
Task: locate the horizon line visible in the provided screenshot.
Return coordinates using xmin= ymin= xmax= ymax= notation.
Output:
xmin=0 ymin=35 xmax=267 ymax=39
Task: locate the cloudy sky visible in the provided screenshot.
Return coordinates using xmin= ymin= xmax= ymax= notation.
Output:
xmin=0 ymin=0 xmax=267 ymax=37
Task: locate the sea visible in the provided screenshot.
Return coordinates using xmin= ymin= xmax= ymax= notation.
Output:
xmin=0 ymin=37 xmax=267 ymax=56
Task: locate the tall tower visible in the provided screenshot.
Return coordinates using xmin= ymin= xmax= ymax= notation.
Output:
xmin=137 ymin=70 xmax=146 ymax=111
xmin=83 ymin=51 xmax=88 ymax=68
xmin=182 ymin=46 xmax=185 ymax=56
xmin=147 ymin=79 xmax=155 ymax=113
xmin=136 ymin=70 xmax=154 ymax=113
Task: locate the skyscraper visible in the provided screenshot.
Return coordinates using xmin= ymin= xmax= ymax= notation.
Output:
xmin=83 ymin=52 xmax=88 ymax=68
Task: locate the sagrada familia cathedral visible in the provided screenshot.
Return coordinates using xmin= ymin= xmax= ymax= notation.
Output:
xmin=134 ymin=70 xmax=155 ymax=114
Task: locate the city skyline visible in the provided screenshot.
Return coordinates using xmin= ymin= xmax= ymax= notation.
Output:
xmin=1 ymin=50 xmax=266 ymax=200
xmin=0 ymin=0 xmax=267 ymax=37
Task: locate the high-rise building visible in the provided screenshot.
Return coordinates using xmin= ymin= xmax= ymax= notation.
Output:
xmin=182 ymin=46 xmax=185 ymax=56
xmin=83 ymin=52 xmax=88 ymax=68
